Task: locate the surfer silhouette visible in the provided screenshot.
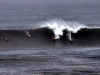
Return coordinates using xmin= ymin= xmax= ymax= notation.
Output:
xmin=53 ymin=36 xmax=56 ymax=42
xmin=67 ymin=32 xmax=73 ymax=42
xmin=27 ymin=32 xmax=30 ymax=37
xmin=27 ymin=33 xmax=30 ymax=37
xmin=6 ymin=38 xmax=9 ymax=42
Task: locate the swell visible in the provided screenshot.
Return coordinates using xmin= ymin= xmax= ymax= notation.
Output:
xmin=70 ymin=28 xmax=100 ymax=39
xmin=0 ymin=28 xmax=54 ymax=50
xmin=0 ymin=28 xmax=100 ymax=49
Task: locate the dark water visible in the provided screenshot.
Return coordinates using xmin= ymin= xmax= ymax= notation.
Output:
xmin=1 ymin=48 xmax=100 ymax=75
xmin=0 ymin=0 xmax=100 ymax=75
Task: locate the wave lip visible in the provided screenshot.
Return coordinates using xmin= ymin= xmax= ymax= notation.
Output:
xmin=41 ymin=20 xmax=87 ymax=39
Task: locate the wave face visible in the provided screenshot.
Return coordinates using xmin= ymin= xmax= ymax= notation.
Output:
xmin=0 ymin=20 xmax=100 ymax=49
xmin=0 ymin=28 xmax=100 ymax=49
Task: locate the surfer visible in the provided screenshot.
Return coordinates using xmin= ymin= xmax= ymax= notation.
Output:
xmin=27 ymin=32 xmax=30 ymax=37
xmin=53 ymin=36 xmax=56 ymax=42
xmin=27 ymin=33 xmax=30 ymax=37
xmin=67 ymin=32 xmax=73 ymax=42
xmin=6 ymin=38 xmax=9 ymax=42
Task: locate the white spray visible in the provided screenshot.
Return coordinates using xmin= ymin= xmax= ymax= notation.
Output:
xmin=26 ymin=31 xmax=30 ymax=37
xmin=41 ymin=20 xmax=87 ymax=39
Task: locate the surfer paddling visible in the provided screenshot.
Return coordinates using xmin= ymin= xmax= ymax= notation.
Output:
xmin=27 ymin=32 xmax=30 ymax=37
xmin=6 ymin=38 xmax=9 ymax=42
xmin=27 ymin=33 xmax=30 ymax=37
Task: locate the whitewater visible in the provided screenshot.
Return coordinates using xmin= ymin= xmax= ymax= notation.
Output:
xmin=41 ymin=20 xmax=87 ymax=38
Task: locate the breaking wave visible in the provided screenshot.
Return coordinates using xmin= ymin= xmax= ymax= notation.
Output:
xmin=0 ymin=19 xmax=100 ymax=49
xmin=41 ymin=20 xmax=87 ymax=39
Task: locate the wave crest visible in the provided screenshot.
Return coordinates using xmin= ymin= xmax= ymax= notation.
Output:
xmin=41 ymin=20 xmax=87 ymax=39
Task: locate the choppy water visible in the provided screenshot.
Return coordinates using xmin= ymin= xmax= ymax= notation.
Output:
xmin=0 ymin=48 xmax=100 ymax=75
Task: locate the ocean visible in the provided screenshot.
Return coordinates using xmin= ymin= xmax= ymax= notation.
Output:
xmin=0 ymin=0 xmax=100 ymax=75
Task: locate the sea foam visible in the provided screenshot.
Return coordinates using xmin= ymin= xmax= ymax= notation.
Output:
xmin=41 ymin=19 xmax=87 ymax=39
